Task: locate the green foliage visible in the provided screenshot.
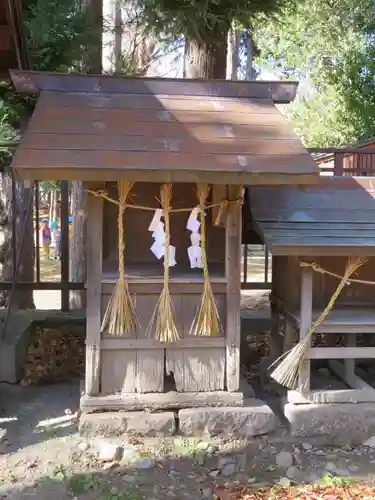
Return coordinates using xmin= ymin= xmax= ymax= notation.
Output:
xmin=254 ymin=0 xmax=375 ymax=147
xmin=0 ymin=0 xmax=96 ymax=161
xmin=140 ymin=0 xmax=290 ymax=42
xmin=320 ymin=472 xmax=354 ymax=486
xmin=24 ymin=0 xmax=96 ymax=73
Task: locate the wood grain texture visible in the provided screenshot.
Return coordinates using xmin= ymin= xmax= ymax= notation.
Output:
xmin=103 ymin=183 xmax=226 ymax=269
xmin=328 ymin=360 xmax=372 ymax=391
xmin=135 ymin=294 xmax=164 ymax=393
xmin=14 ymin=166 xmax=319 ymax=185
xmin=23 ymin=121 xmax=295 ymax=139
xmin=32 ymin=105 xmax=287 ymax=127
xmin=101 ymin=337 xmax=226 ymax=350
xmin=290 ymin=307 xmax=375 ymax=333
xmin=225 ymin=185 xmax=242 ymax=392
xmin=250 ymin=178 xmax=375 ymax=252
xmin=14 ymin=149 xmax=316 ymax=175
xmin=298 ymin=266 xmax=313 ymax=392
xmin=39 ymin=91 xmax=281 ymax=112
xmin=13 ymin=86 xmax=318 ymax=181
xmin=22 ymin=134 xmax=307 ymax=155
xmin=80 ymin=390 xmax=244 ymax=413
xmin=11 ymin=70 xmax=298 ymax=103
xmin=85 ymin=195 xmax=103 ymax=396
xmin=165 ymin=293 xmax=226 ymax=392
xmin=308 ymin=347 xmax=375 ymax=359
xmin=101 ymin=350 xmax=136 ymax=394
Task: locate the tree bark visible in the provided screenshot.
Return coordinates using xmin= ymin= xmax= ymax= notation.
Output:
xmin=0 ymin=171 xmax=35 ymax=309
xmin=183 ymin=29 xmax=228 ymax=79
xmin=69 ymin=0 xmax=103 ymax=309
xmin=226 ymin=27 xmax=240 ymax=80
xmin=69 ymin=182 xmax=87 ymax=309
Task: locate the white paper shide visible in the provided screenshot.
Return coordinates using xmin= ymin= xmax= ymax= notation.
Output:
xmin=187 ymin=206 xmax=203 ymax=269
xmin=148 ymin=209 xmax=176 ymax=267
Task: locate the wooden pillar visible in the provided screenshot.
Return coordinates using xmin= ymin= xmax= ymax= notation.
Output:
xmin=60 ymin=180 xmax=70 ymax=312
xmin=85 ymin=194 xmax=103 ymax=396
xmin=298 ymin=265 xmax=313 ymax=392
xmin=225 ymin=185 xmax=242 ymax=392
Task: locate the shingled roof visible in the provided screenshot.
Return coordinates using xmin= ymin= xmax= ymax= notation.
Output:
xmin=249 ymin=177 xmax=375 ymax=256
xmin=10 ymin=70 xmax=319 ymax=184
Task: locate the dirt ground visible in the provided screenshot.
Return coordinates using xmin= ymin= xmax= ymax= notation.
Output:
xmin=2 ymin=381 xmax=375 ymax=499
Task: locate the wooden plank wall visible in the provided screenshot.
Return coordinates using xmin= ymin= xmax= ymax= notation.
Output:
xmin=101 ymin=283 xmax=227 ymax=394
xmin=100 ymin=181 xmax=230 ymax=395
xmin=273 ymin=255 xmax=375 ymax=312
xmin=103 ymin=182 xmax=225 ymax=266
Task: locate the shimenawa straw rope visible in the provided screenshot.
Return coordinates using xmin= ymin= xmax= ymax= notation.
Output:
xmin=190 ymin=184 xmax=222 ymax=337
xmin=86 ymin=188 xmax=242 ymax=216
xmin=147 ymin=184 xmax=179 ymax=343
xmin=300 ymin=261 xmax=374 ymax=286
xmin=100 ymin=181 xmax=140 ymax=336
xmin=270 ymin=256 xmax=367 ymax=390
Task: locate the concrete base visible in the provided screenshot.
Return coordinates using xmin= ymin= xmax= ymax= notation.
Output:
xmin=79 ymin=411 xmax=176 ymax=437
xmin=179 ymin=398 xmax=276 ymax=438
xmin=0 ymin=317 xmax=34 ymax=383
xmin=285 ymin=402 xmax=375 ymax=445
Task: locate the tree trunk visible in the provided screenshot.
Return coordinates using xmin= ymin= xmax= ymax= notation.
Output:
xmin=243 ymin=30 xmax=256 ymax=80
xmin=183 ymin=29 xmax=228 ymax=79
xmin=69 ymin=182 xmax=87 ymax=309
xmin=226 ymin=27 xmax=240 ymax=80
xmin=69 ymin=0 xmax=103 ymax=309
xmin=0 ymin=171 xmax=35 ymax=309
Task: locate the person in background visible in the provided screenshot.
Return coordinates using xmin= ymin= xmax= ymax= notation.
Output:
xmin=41 ymin=220 xmax=52 ymax=259
xmin=54 ymin=224 xmax=61 ymax=260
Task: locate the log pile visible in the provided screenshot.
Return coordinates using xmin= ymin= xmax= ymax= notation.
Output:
xmin=21 ymin=326 xmax=84 ymax=385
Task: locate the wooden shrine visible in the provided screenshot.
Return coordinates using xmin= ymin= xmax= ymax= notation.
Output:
xmin=10 ymin=70 xmax=318 ymax=413
xmin=249 ymin=176 xmax=375 ymax=404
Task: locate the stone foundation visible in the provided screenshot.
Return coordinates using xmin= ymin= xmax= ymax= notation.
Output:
xmin=79 ymin=411 xmax=176 ymax=437
xmin=285 ymin=402 xmax=375 ymax=445
xmin=79 ymin=398 xmax=277 ymax=438
xmin=179 ymin=399 xmax=276 ymax=438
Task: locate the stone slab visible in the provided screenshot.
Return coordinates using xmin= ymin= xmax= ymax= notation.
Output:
xmin=179 ymin=398 xmax=276 ymax=438
xmin=79 ymin=411 xmax=176 ymax=437
xmin=285 ymin=402 xmax=375 ymax=445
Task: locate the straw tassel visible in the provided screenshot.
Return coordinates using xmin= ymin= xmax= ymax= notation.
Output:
xmin=190 ymin=183 xmax=222 ymax=337
xmin=147 ymin=184 xmax=179 ymax=343
xmin=101 ymin=180 xmax=139 ymax=336
xmin=270 ymin=256 xmax=367 ymax=389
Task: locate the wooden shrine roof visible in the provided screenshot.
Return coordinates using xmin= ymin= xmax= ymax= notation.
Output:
xmin=249 ymin=177 xmax=375 ymax=256
xmin=10 ymin=70 xmax=319 ymax=184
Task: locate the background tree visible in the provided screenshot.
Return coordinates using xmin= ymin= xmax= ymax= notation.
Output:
xmin=140 ymin=0 xmax=290 ymax=78
xmin=0 ymin=0 xmax=96 ymax=308
xmin=254 ymin=0 xmax=375 ymax=146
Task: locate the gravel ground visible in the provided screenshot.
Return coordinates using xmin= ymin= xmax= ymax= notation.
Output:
xmin=2 ymin=381 xmax=375 ymax=499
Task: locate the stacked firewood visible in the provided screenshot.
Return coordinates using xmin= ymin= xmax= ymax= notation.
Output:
xmin=21 ymin=326 xmax=84 ymax=385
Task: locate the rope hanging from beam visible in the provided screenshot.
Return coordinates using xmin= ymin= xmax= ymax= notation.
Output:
xmin=269 ymin=257 xmax=367 ymax=389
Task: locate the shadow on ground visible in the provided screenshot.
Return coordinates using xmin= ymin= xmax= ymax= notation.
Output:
xmin=0 ymin=380 xmax=80 ymax=451
xmin=2 ymin=381 xmax=375 ymax=500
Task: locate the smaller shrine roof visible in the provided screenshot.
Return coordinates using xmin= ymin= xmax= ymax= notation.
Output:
xmin=249 ymin=177 xmax=375 ymax=256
